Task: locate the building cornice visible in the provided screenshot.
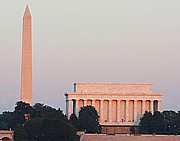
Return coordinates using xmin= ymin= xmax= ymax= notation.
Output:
xmin=66 ymin=92 xmax=162 ymax=96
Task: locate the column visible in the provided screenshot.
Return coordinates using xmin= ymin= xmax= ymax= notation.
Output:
xmin=68 ymin=100 xmax=73 ymax=118
xmin=92 ymin=100 xmax=95 ymax=107
xmin=66 ymin=99 xmax=68 ymax=117
xmin=76 ymin=99 xmax=79 ymax=116
xmin=126 ymin=100 xmax=129 ymax=122
xmin=72 ymin=100 xmax=76 ymax=114
xmin=134 ymin=100 xmax=137 ymax=122
xmin=158 ymin=100 xmax=161 ymax=111
xmin=142 ymin=100 xmax=146 ymax=115
xmin=84 ymin=100 xmax=87 ymax=107
xmin=100 ymin=100 xmax=104 ymax=123
xmin=109 ymin=100 xmax=112 ymax=123
xmin=117 ymin=100 xmax=120 ymax=122
xmin=151 ymin=100 xmax=154 ymax=113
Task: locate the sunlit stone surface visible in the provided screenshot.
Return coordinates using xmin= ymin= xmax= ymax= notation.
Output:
xmin=20 ymin=5 xmax=32 ymax=105
xmin=65 ymin=83 xmax=161 ymax=126
xmin=80 ymin=134 xmax=180 ymax=141
xmin=0 ymin=130 xmax=14 ymax=141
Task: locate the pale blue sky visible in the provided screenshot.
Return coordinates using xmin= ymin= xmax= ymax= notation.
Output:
xmin=0 ymin=0 xmax=180 ymax=113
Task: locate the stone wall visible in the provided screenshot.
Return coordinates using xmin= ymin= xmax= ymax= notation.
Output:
xmin=0 ymin=131 xmax=13 ymax=141
xmin=75 ymin=83 xmax=153 ymax=94
xmin=80 ymin=134 xmax=180 ymax=141
xmin=101 ymin=125 xmax=132 ymax=134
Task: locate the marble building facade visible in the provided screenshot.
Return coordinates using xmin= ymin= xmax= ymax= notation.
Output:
xmin=0 ymin=130 xmax=14 ymax=141
xmin=65 ymin=83 xmax=162 ymax=125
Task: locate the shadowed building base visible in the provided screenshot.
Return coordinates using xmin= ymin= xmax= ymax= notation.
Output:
xmin=0 ymin=131 xmax=14 ymax=141
xmin=101 ymin=125 xmax=138 ymax=134
xmin=80 ymin=134 xmax=180 ymax=141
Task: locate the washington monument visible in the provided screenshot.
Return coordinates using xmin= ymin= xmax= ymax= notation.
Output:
xmin=20 ymin=5 xmax=32 ymax=105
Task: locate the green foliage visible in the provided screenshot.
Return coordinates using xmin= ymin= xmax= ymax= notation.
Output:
xmin=69 ymin=113 xmax=79 ymax=130
xmin=12 ymin=102 xmax=34 ymax=128
xmin=139 ymin=111 xmax=153 ymax=133
xmin=78 ymin=106 xmax=101 ymax=133
xmin=14 ymin=125 xmax=28 ymax=141
xmin=3 ymin=100 xmax=180 ymax=139
xmin=0 ymin=101 xmax=78 ymax=141
xmin=0 ymin=112 xmax=11 ymax=130
xmin=0 ymin=111 xmax=16 ymax=130
xmin=24 ymin=118 xmax=43 ymax=141
xmin=139 ymin=111 xmax=180 ymax=135
xmin=151 ymin=111 xmax=166 ymax=133
xmin=32 ymin=103 xmax=67 ymax=121
xmin=0 ymin=102 xmax=34 ymax=130
xmin=0 ymin=120 xmax=8 ymax=130
xmin=174 ymin=112 xmax=180 ymax=134
xmin=162 ymin=111 xmax=177 ymax=133
xmin=23 ymin=118 xmax=78 ymax=141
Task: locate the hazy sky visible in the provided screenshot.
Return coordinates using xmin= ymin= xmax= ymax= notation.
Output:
xmin=0 ymin=0 xmax=180 ymax=113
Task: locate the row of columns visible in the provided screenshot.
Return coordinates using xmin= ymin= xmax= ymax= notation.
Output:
xmin=66 ymin=99 xmax=160 ymax=124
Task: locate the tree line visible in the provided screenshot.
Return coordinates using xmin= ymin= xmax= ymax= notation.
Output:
xmin=0 ymin=101 xmax=101 ymax=141
xmin=0 ymin=101 xmax=180 ymax=141
xmin=139 ymin=111 xmax=180 ymax=134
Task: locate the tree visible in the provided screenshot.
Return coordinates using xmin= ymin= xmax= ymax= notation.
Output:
xmin=162 ymin=111 xmax=177 ymax=134
xmin=0 ymin=111 xmax=15 ymax=130
xmin=139 ymin=111 xmax=167 ymax=134
xmin=79 ymin=106 xmax=101 ymax=133
xmin=24 ymin=118 xmax=43 ymax=141
xmin=151 ymin=111 xmax=166 ymax=134
xmin=0 ymin=112 xmax=12 ymax=130
xmin=32 ymin=103 xmax=68 ymax=121
xmin=1 ymin=102 xmax=79 ymax=141
xmin=69 ymin=113 xmax=79 ymax=130
xmin=0 ymin=119 xmax=8 ymax=130
xmin=12 ymin=102 xmax=78 ymax=141
xmin=139 ymin=111 xmax=153 ymax=134
xmin=174 ymin=111 xmax=180 ymax=134
xmin=11 ymin=101 xmax=34 ymax=129
xmin=24 ymin=118 xmax=78 ymax=141
xmin=14 ymin=125 xmax=28 ymax=141
xmin=0 ymin=102 xmax=34 ymax=130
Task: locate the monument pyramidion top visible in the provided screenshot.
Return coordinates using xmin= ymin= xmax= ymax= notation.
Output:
xmin=23 ymin=5 xmax=31 ymax=17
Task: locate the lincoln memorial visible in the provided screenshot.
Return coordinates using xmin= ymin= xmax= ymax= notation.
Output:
xmin=65 ymin=83 xmax=162 ymax=126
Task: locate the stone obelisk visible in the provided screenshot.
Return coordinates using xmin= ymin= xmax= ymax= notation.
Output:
xmin=21 ymin=5 xmax=32 ymax=105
